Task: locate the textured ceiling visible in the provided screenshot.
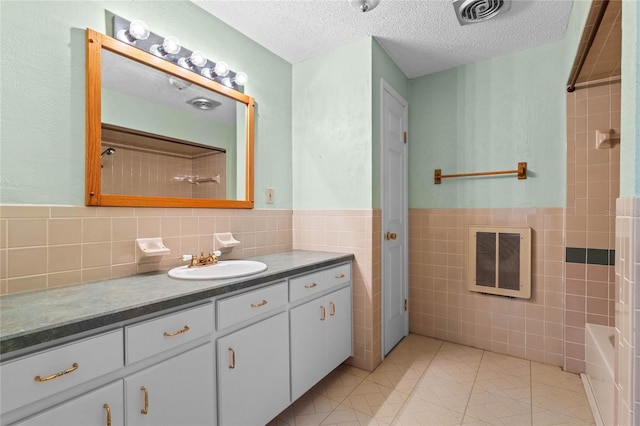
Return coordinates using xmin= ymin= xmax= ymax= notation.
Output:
xmin=192 ymin=0 xmax=574 ymax=79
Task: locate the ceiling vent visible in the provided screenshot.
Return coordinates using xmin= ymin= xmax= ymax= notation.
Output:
xmin=453 ymin=0 xmax=511 ymax=26
xmin=186 ymin=97 xmax=221 ymax=111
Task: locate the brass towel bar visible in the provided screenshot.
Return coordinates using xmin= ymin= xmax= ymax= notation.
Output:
xmin=434 ymin=162 xmax=527 ymax=184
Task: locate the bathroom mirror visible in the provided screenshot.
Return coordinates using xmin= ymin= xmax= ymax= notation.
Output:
xmin=86 ymin=29 xmax=255 ymax=208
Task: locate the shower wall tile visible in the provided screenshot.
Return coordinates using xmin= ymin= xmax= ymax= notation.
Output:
xmin=565 ymin=80 xmax=620 ymax=372
xmin=614 ymin=196 xmax=638 ymax=425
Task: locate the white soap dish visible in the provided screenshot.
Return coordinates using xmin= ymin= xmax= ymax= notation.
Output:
xmin=136 ymin=238 xmax=171 ymax=264
xmin=214 ymin=232 xmax=240 ymax=254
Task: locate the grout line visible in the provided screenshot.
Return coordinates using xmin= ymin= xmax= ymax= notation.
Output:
xmin=459 ymin=348 xmax=485 ymax=425
xmin=530 ymin=360 xmax=534 ymax=426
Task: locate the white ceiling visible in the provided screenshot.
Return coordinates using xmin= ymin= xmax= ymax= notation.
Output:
xmin=192 ymin=0 xmax=574 ymax=79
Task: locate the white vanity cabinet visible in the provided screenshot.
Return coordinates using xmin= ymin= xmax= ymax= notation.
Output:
xmin=12 ymin=381 xmax=124 ymax=426
xmin=124 ymin=343 xmax=215 ymax=426
xmin=290 ymin=265 xmax=352 ymax=401
xmin=1 ymin=255 xmax=354 ymax=426
xmin=123 ymin=303 xmax=216 ymax=426
xmin=215 ymin=283 xmax=290 ymax=426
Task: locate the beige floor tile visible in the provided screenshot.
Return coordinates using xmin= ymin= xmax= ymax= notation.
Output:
xmin=393 ymin=399 xmax=465 ymax=425
xmin=531 ymin=409 xmax=596 ymax=425
xmin=282 ymin=335 xmax=595 ymax=426
xmin=367 ymin=360 xmax=424 ymax=392
xmin=395 ymin=334 xmax=443 ymax=354
xmin=383 ymin=345 xmax=438 ymax=373
xmin=312 ymin=366 xmax=368 ymax=402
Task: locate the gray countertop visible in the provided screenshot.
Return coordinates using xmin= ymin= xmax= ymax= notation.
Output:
xmin=0 ymin=250 xmax=354 ymax=357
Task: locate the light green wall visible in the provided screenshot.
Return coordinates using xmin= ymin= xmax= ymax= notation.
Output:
xmin=291 ymin=38 xmax=373 ymax=209
xmin=408 ymin=40 xmax=567 ymax=209
xmin=406 ymin=0 xmax=592 ymax=209
xmin=620 ymin=0 xmax=639 ymax=196
xmin=0 ymin=1 xmax=292 ymax=208
xmin=372 ymin=39 xmax=409 ymax=209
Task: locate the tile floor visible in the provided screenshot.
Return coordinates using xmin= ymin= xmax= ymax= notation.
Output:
xmin=270 ymin=334 xmax=595 ymax=425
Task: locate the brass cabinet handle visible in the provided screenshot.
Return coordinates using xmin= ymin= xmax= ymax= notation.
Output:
xmin=104 ymin=403 xmax=112 ymax=426
xmin=163 ymin=325 xmax=190 ymax=337
xmin=335 ymin=273 xmax=345 ymax=279
xmin=320 ymin=305 xmax=326 ymax=321
xmin=330 ymin=301 xmax=336 ymax=317
xmin=251 ymin=300 xmax=268 ymax=308
xmin=304 ymin=283 xmax=317 ymax=289
xmin=385 ymin=232 xmax=397 ymax=240
xmin=140 ymin=386 xmax=149 ymax=415
xmin=34 ymin=362 xmax=79 ymax=382
xmin=228 ymin=347 xmax=236 ymax=369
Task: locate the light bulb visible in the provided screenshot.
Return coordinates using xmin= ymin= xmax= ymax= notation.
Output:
xmin=129 ymin=20 xmax=150 ymax=40
xmin=233 ymin=72 xmax=248 ymax=86
xmin=213 ymin=61 xmax=229 ymax=77
xmin=201 ymin=61 xmax=230 ymax=80
xmin=162 ymin=36 xmax=181 ymax=54
xmin=189 ymin=51 xmax=207 ymax=67
xmin=178 ymin=51 xmax=207 ymax=69
xmin=150 ymin=36 xmax=181 ymax=57
xmin=116 ymin=19 xmax=150 ymax=44
xmin=221 ymin=77 xmax=233 ymax=88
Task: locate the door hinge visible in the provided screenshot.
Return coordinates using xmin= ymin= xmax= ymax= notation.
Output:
xmin=404 ymin=299 xmax=408 ymax=311
xmin=403 ymin=132 xmax=407 ymax=144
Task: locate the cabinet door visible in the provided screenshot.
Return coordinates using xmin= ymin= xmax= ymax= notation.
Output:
xmin=124 ymin=343 xmax=215 ymax=426
xmin=326 ymin=286 xmax=353 ymax=370
xmin=13 ymin=380 xmax=123 ymax=426
xmin=217 ymin=312 xmax=289 ymax=426
xmin=290 ymin=297 xmax=328 ymax=401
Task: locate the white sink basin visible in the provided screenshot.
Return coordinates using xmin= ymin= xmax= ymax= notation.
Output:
xmin=168 ymin=260 xmax=268 ymax=280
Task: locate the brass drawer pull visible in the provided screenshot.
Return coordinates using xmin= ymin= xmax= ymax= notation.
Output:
xmin=251 ymin=300 xmax=268 ymax=308
xmin=320 ymin=305 xmax=326 ymax=321
xmin=104 ymin=403 xmax=112 ymax=426
xmin=330 ymin=301 xmax=336 ymax=317
xmin=228 ymin=347 xmax=236 ymax=369
xmin=34 ymin=362 xmax=79 ymax=382
xmin=335 ymin=273 xmax=346 ymax=279
xmin=305 ymin=283 xmax=317 ymax=289
xmin=140 ymin=386 xmax=149 ymax=415
xmin=163 ymin=325 xmax=190 ymax=337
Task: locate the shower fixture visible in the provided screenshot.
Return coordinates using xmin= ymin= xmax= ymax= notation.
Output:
xmin=101 ymin=147 xmax=116 ymax=168
xmin=453 ymin=0 xmax=510 ymax=25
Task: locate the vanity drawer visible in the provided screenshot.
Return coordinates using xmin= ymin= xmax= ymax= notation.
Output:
xmin=289 ymin=270 xmax=326 ymax=302
xmin=125 ymin=303 xmax=214 ymax=365
xmin=325 ymin=263 xmax=351 ymax=289
xmin=217 ymin=281 xmax=288 ymax=330
xmin=0 ymin=329 xmax=123 ymax=414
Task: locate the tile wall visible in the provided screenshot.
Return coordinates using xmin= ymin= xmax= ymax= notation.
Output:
xmin=408 ymin=208 xmax=565 ymax=367
xmin=293 ymin=210 xmax=382 ymax=371
xmin=565 ymin=78 xmax=620 ymax=372
xmin=101 ymin=146 xmax=227 ymax=200
xmin=0 ymin=205 xmax=292 ymax=295
xmin=614 ymin=197 xmax=638 ymax=425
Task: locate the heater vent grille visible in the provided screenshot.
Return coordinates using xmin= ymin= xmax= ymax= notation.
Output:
xmin=468 ymin=225 xmax=531 ymax=298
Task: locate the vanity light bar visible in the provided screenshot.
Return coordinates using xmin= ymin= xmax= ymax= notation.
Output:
xmin=112 ymin=15 xmax=248 ymax=93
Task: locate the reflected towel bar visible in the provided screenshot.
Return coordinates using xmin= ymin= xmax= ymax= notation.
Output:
xmin=434 ymin=162 xmax=527 ymax=184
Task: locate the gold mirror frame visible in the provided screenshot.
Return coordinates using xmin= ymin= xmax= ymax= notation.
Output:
xmin=85 ymin=29 xmax=255 ymax=208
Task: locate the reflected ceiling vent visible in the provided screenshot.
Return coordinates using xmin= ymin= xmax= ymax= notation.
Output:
xmin=187 ymin=97 xmax=221 ymax=111
xmin=453 ymin=0 xmax=510 ymax=25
